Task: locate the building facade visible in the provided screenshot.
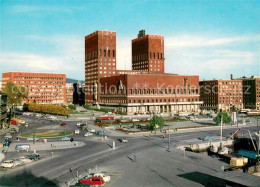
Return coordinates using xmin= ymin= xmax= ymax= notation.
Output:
xmin=132 ymin=30 xmax=164 ymax=73
xmin=241 ymin=76 xmax=260 ymax=110
xmin=200 ymin=79 xmax=243 ymax=112
xmin=0 ymin=91 xmax=8 ymax=129
xmin=99 ymin=74 xmax=202 ymax=114
xmin=66 ymin=83 xmax=73 ymax=105
xmin=2 ymin=72 xmax=66 ymax=104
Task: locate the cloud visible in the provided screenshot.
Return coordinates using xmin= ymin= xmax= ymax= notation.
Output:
xmin=165 ymin=34 xmax=260 ymax=49
xmin=116 ymin=38 xmax=132 ymax=70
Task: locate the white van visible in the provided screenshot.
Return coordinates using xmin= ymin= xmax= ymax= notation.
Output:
xmin=15 ymin=144 xmax=31 ymax=152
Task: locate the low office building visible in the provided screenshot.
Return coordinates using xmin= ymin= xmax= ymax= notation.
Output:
xmin=240 ymin=75 xmax=260 ymax=110
xmin=2 ymin=72 xmax=66 ymax=104
xmin=99 ymin=74 xmax=202 ymax=115
xmin=200 ymin=79 xmax=243 ymax=112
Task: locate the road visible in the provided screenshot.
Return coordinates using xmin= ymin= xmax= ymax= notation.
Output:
xmin=1 ymin=114 xmax=260 ymax=186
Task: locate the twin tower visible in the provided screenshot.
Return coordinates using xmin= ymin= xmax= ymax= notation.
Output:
xmin=85 ymin=30 xmax=165 ymax=104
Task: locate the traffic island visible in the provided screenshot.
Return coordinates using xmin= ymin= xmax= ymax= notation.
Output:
xmin=21 ymin=131 xmax=72 ymax=138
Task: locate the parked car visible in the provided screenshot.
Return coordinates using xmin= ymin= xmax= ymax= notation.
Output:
xmin=74 ymin=129 xmax=80 ymax=134
xmin=9 ymin=128 xmax=17 ymax=134
xmin=60 ymin=136 xmax=71 ymax=141
xmin=25 ymin=123 xmax=29 ymax=127
xmin=118 ymin=137 xmax=128 ymax=143
xmin=80 ymin=177 xmax=105 ymax=186
xmin=246 ymin=119 xmax=251 ymax=124
xmin=26 ymin=153 xmax=40 ymax=161
xmin=84 ymin=132 xmax=93 ymax=137
xmin=19 ymin=156 xmax=33 ymax=164
xmin=198 ymin=136 xmax=213 ymax=141
xmin=88 ymin=128 xmax=96 ymax=133
xmin=10 ymin=120 xmax=17 ymax=125
xmin=87 ymin=173 xmax=111 ymax=182
xmin=11 ymin=158 xmax=24 ymax=166
xmin=96 ymin=131 xmax=104 ymax=135
xmin=5 ymin=133 xmax=12 ymax=139
xmin=60 ymin=123 xmax=67 ymax=127
xmin=27 ymin=136 xmax=40 ymax=141
xmin=15 ymin=144 xmax=31 ymax=152
xmin=0 ymin=160 xmax=20 ymax=168
xmin=76 ymin=122 xmax=83 ymax=127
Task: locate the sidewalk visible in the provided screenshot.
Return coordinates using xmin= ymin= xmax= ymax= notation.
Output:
xmin=3 ymin=141 xmax=85 ymax=152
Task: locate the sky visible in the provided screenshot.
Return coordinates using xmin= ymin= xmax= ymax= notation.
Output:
xmin=0 ymin=0 xmax=259 ymax=81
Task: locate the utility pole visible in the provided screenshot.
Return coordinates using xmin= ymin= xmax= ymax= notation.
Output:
xmin=168 ymin=125 xmax=170 ymax=150
xmin=220 ymin=114 xmax=223 ymax=148
xmin=33 ymin=110 xmax=35 ymax=144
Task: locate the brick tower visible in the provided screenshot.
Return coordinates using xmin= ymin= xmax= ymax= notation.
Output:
xmin=132 ymin=30 xmax=164 ymax=73
xmin=85 ymin=30 xmax=117 ymax=105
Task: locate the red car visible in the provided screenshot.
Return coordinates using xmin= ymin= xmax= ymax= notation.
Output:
xmin=60 ymin=123 xmax=67 ymax=127
xmin=10 ymin=120 xmax=17 ymax=125
xmin=80 ymin=177 xmax=105 ymax=186
xmin=97 ymin=116 xmax=115 ymax=120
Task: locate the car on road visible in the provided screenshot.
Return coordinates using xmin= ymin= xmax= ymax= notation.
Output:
xmin=19 ymin=156 xmax=33 ymax=164
xmin=198 ymin=136 xmax=213 ymax=141
xmin=76 ymin=122 xmax=82 ymax=127
xmin=10 ymin=128 xmax=18 ymax=134
xmin=60 ymin=123 xmax=67 ymax=127
xmin=5 ymin=133 xmax=12 ymax=139
xmin=75 ymin=129 xmax=80 ymax=134
xmin=118 ymin=137 xmax=128 ymax=143
xmin=26 ymin=153 xmax=40 ymax=161
xmin=88 ymin=128 xmax=96 ymax=133
xmin=87 ymin=173 xmax=111 ymax=182
xmin=96 ymin=131 xmax=104 ymax=135
xmin=11 ymin=158 xmax=24 ymax=166
xmin=15 ymin=144 xmax=31 ymax=152
xmin=0 ymin=160 xmax=20 ymax=168
xmin=84 ymin=132 xmax=93 ymax=137
xmin=60 ymin=136 xmax=71 ymax=141
xmin=246 ymin=119 xmax=251 ymax=124
xmin=80 ymin=177 xmax=105 ymax=186
xmin=27 ymin=136 xmax=40 ymax=141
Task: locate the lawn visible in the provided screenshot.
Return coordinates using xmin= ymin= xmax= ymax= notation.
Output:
xmin=21 ymin=131 xmax=72 ymax=138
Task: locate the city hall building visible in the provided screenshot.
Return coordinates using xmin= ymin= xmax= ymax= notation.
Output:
xmin=85 ymin=30 xmax=202 ymax=114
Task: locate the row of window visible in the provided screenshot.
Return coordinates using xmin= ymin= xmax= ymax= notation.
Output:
xmin=129 ymin=98 xmax=198 ymax=103
xmin=101 ymin=98 xmax=199 ymax=104
xmin=14 ymin=77 xmax=64 ymax=80
xmin=86 ymin=49 xmax=116 ymax=60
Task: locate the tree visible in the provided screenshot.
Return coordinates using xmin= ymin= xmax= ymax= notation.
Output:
xmin=214 ymin=112 xmax=231 ymax=125
xmin=3 ymin=82 xmax=27 ymax=105
xmin=149 ymin=115 xmax=164 ymax=132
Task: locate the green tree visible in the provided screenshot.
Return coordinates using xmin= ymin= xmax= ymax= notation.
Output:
xmin=23 ymin=103 xmax=29 ymax=112
xmin=149 ymin=115 xmax=164 ymax=132
xmin=213 ymin=112 xmax=232 ymax=125
xmin=3 ymin=82 xmax=27 ymax=105
xmin=68 ymin=104 xmax=76 ymax=110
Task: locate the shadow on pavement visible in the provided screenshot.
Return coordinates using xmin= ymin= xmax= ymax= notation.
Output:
xmin=0 ymin=170 xmax=58 ymax=187
xmin=178 ymin=171 xmax=247 ymax=187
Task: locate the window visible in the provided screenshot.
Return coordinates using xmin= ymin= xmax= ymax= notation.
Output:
xmin=104 ymin=50 xmax=106 ymax=57
xmin=161 ymin=53 xmax=163 ymax=59
xmin=154 ymin=53 xmax=155 ymax=59
xmin=150 ymin=52 xmax=152 ymax=58
xmin=113 ymin=50 xmax=115 ymax=57
xmin=99 ymin=49 xmax=102 ymax=56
